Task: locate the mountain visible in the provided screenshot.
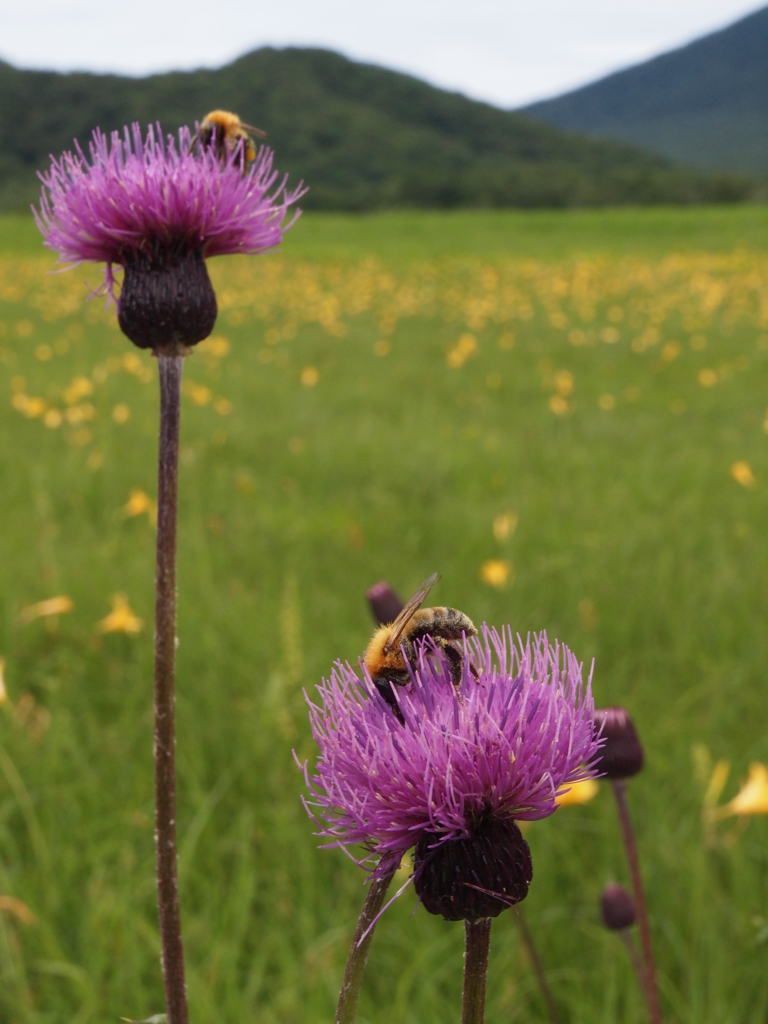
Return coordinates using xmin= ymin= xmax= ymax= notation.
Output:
xmin=525 ymin=5 xmax=768 ymax=174
xmin=1 ymin=46 xmax=753 ymax=213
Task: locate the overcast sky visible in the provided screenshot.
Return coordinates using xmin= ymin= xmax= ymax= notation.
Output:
xmin=0 ymin=0 xmax=763 ymax=107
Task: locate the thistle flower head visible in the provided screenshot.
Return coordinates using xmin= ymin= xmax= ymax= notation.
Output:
xmin=35 ymin=123 xmax=304 ymax=352
xmin=302 ymin=627 xmax=601 ymax=919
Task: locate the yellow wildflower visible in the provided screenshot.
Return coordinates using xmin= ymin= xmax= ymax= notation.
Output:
xmin=446 ymin=333 xmax=477 ymax=368
xmin=18 ymin=595 xmax=74 ymax=624
xmin=96 ymin=594 xmax=144 ymax=635
xmin=199 ymin=335 xmax=230 ymax=358
xmin=63 ymin=376 xmax=93 ymax=405
xmin=492 ymin=512 xmax=518 ymax=542
xmin=556 ymin=778 xmax=599 ymax=807
xmin=124 ymin=488 xmax=157 ymax=525
xmin=183 ymin=381 xmax=211 ymax=406
xmin=548 ymin=394 xmax=569 ymax=416
xmin=480 ymin=560 xmax=512 ymax=587
xmin=715 ymin=764 xmax=768 ymax=818
xmin=731 ymin=461 xmax=755 ymax=487
xmin=554 ymin=370 xmax=573 ymax=396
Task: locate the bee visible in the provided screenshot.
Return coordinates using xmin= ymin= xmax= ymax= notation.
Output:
xmin=193 ymin=110 xmax=267 ymax=167
xmin=364 ymin=572 xmax=477 ymax=716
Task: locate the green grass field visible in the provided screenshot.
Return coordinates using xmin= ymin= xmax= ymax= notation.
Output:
xmin=1 ymin=206 xmax=768 ymax=1024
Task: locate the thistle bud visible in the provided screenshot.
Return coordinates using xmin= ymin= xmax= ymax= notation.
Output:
xmin=600 ymin=883 xmax=636 ymax=931
xmin=414 ymin=817 xmax=533 ymax=922
xmin=593 ymin=707 xmax=644 ymax=780
xmin=118 ymin=247 xmax=218 ymax=353
xmin=366 ymin=581 xmax=404 ymax=626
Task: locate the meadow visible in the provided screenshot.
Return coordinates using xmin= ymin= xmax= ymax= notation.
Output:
xmin=0 ymin=205 xmax=767 ymax=1024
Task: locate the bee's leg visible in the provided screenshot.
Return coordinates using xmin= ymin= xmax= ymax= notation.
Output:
xmin=373 ymin=678 xmax=405 ymax=725
xmin=401 ymin=636 xmax=415 ymax=667
xmin=434 ymin=638 xmax=465 ymax=688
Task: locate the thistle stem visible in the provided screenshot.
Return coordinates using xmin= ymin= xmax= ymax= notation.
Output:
xmin=611 ymin=781 xmax=661 ymax=1024
xmin=618 ymin=928 xmax=652 ymax=1008
xmin=462 ymin=917 xmax=492 ymax=1024
xmin=514 ymin=908 xmax=562 ymax=1024
xmin=154 ymin=354 xmax=188 ymax=1024
xmin=336 ymin=866 xmax=396 ymax=1024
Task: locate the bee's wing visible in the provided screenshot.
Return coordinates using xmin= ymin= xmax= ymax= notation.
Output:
xmin=240 ymin=122 xmax=268 ymax=138
xmin=382 ymin=572 xmax=440 ymax=654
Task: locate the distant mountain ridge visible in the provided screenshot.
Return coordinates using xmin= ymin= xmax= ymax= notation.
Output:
xmin=525 ymin=5 xmax=768 ymax=174
xmin=0 ymin=46 xmax=753 ymax=212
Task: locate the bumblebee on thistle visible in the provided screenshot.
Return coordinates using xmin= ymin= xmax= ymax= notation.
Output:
xmin=304 ymin=627 xmax=602 ymax=921
xmin=193 ymin=109 xmax=267 ymax=168
xmin=363 ymin=572 xmax=477 ymax=715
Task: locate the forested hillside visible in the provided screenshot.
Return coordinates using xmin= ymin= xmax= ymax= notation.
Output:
xmin=526 ymin=5 xmax=768 ymax=174
xmin=2 ymin=47 xmax=753 ymax=211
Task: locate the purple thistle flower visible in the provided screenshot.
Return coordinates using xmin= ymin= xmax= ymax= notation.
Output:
xmin=302 ymin=627 xmax=601 ymax=921
xmin=34 ymin=123 xmax=304 ymax=353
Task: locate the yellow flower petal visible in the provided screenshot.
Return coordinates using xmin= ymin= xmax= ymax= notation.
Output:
xmin=18 ymin=596 xmax=74 ymax=624
xmin=480 ymin=559 xmax=513 ymax=588
xmin=548 ymin=394 xmax=569 ymax=416
xmin=492 ymin=512 xmax=518 ymax=542
xmin=96 ymin=594 xmax=144 ymax=635
xmin=63 ymin=376 xmax=93 ymax=405
xmin=731 ymin=461 xmax=754 ymax=487
xmin=554 ymin=370 xmax=574 ymax=397
xmin=446 ymin=333 xmax=478 ymax=368
xmin=556 ymin=778 xmax=599 ymax=807
xmin=720 ymin=764 xmax=768 ymax=817
xmin=124 ymin=488 xmax=157 ymax=524
xmin=183 ymin=382 xmax=211 ymax=406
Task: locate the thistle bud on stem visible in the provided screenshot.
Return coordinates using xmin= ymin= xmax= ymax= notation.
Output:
xmin=600 ymin=884 xmax=655 ymax=1017
xmin=601 ymin=882 xmax=637 ymax=931
xmin=365 ymin=581 xmax=404 ymax=626
xmin=593 ymin=707 xmax=644 ymax=780
xmin=594 ymin=708 xmax=662 ymax=1024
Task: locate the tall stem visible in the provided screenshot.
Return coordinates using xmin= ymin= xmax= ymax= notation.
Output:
xmin=336 ymin=867 xmax=396 ymax=1024
xmin=514 ymin=909 xmax=562 ymax=1024
xmin=462 ymin=918 xmax=492 ymax=1024
xmin=618 ymin=928 xmax=651 ymax=1009
xmin=154 ymin=354 xmax=188 ymax=1024
xmin=612 ymin=781 xmax=661 ymax=1024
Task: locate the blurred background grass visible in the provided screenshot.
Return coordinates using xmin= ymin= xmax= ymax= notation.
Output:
xmin=0 ymin=207 xmax=767 ymax=1023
